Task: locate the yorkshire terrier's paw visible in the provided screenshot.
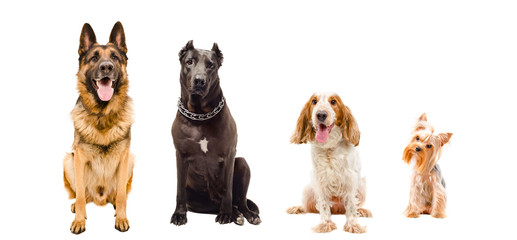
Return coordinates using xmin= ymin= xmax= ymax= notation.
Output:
xmin=344 ymin=221 xmax=367 ymax=233
xmin=312 ymin=221 xmax=337 ymax=233
xmin=358 ymin=208 xmax=372 ymax=218
xmin=431 ymin=212 xmax=447 ymax=218
xmin=405 ymin=212 xmax=420 ymax=218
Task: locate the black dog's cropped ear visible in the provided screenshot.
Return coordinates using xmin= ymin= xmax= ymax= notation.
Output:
xmin=179 ymin=40 xmax=194 ymax=60
xmin=211 ymin=43 xmax=223 ymax=65
xmin=79 ymin=23 xmax=97 ymax=56
xmin=109 ymin=21 xmax=127 ymax=53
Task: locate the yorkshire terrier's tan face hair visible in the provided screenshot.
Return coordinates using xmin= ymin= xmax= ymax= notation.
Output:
xmin=403 ymin=113 xmax=452 ymax=173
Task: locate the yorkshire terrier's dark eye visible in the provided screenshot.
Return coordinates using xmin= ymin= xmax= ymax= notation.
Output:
xmin=331 ymin=100 xmax=337 ymax=105
xmin=426 ymin=144 xmax=432 ymax=148
xmin=416 ymin=136 xmax=420 ymax=141
xmin=312 ymin=99 xmax=317 ymax=105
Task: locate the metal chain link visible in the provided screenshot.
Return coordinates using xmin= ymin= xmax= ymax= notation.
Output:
xmin=177 ymin=97 xmax=225 ymax=121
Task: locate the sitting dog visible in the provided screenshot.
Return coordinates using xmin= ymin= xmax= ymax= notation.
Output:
xmin=170 ymin=40 xmax=261 ymax=226
xmin=63 ymin=22 xmax=134 ymax=234
xmin=403 ymin=113 xmax=452 ymax=218
xmin=287 ymin=93 xmax=371 ymax=233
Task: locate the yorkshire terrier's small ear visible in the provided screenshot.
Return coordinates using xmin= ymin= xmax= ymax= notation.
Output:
xmin=438 ymin=132 xmax=453 ymax=146
xmin=418 ymin=113 xmax=427 ymax=121
xmin=290 ymin=97 xmax=315 ymax=144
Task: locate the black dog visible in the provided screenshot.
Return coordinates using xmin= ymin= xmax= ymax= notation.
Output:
xmin=170 ymin=40 xmax=261 ymax=226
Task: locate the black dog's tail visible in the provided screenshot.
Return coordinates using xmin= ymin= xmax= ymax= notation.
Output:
xmin=247 ymin=199 xmax=259 ymax=214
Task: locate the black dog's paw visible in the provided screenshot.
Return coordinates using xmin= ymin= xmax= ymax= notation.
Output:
xmin=215 ymin=213 xmax=233 ymax=224
xmin=246 ymin=212 xmax=261 ymax=225
xmin=170 ymin=212 xmax=187 ymax=226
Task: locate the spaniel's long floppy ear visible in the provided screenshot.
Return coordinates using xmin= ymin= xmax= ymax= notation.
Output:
xmin=341 ymin=104 xmax=360 ymax=146
xmin=290 ymin=98 xmax=314 ymax=144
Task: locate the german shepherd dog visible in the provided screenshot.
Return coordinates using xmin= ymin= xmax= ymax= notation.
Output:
xmin=170 ymin=41 xmax=261 ymax=226
xmin=63 ymin=22 xmax=134 ymax=234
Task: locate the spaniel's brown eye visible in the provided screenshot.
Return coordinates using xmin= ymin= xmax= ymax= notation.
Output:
xmin=416 ymin=136 xmax=420 ymax=141
xmin=331 ymin=100 xmax=337 ymax=105
xmin=312 ymin=99 xmax=317 ymax=105
xmin=426 ymin=144 xmax=432 ymax=148
xmin=186 ymin=59 xmax=193 ymax=65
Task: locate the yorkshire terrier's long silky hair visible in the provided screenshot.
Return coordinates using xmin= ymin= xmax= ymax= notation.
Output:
xmin=402 ymin=113 xmax=452 ymax=218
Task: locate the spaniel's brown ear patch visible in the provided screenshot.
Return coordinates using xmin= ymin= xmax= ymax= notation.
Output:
xmin=291 ymin=95 xmax=317 ymax=144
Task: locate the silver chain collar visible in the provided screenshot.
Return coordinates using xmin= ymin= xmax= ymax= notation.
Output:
xmin=177 ymin=97 xmax=225 ymax=121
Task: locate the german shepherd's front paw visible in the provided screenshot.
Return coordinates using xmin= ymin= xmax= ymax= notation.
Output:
xmin=115 ymin=217 xmax=130 ymax=232
xmin=70 ymin=219 xmax=86 ymax=234
xmin=215 ymin=212 xmax=233 ymax=224
xmin=171 ymin=212 xmax=187 ymax=226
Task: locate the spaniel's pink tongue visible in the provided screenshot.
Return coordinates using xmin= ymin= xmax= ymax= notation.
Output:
xmin=97 ymin=79 xmax=114 ymax=101
xmin=315 ymin=124 xmax=329 ymax=143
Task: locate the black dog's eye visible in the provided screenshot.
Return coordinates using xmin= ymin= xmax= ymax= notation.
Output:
xmin=426 ymin=144 xmax=432 ymax=148
xmin=416 ymin=136 xmax=420 ymax=141
xmin=330 ymin=100 xmax=337 ymax=105
xmin=89 ymin=56 xmax=98 ymax=62
xmin=312 ymin=99 xmax=317 ymax=105
xmin=186 ymin=59 xmax=193 ymax=65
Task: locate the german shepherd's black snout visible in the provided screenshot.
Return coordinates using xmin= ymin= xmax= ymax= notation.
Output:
xmin=99 ymin=61 xmax=114 ymax=74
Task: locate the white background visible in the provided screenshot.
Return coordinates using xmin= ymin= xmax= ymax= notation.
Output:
xmin=1 ymin=0 xmax=516 ymax=239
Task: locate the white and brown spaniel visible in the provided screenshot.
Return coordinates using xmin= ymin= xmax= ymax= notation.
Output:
xmin=287 ymin=92 xmax=372 ymax=234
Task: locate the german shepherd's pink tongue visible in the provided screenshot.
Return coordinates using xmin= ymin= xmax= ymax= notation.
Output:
xmin=97 ymin=78 xmax=114 ymax=101
xmin=315 ymin=124 xmax=330 ymax=143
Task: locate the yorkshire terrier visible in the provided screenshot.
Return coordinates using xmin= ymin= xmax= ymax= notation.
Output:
xmin=402 ymin=113 xmax=452 ymax=218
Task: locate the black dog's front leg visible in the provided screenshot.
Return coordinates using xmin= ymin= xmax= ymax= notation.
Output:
xmin=215 ymin=156 xmax=235 ymax=224
xmin=171 ymin=152 xmax=188 ymax=226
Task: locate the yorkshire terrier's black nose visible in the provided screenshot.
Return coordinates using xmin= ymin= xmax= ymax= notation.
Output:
xmin=415 ymin=146 xmax=421 ymax=152
xmin=316 ymin=111 xmax=327 ymax=122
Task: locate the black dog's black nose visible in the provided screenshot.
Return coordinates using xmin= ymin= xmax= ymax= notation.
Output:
xmin=99 ymin=61 xmax=114 ymax=74
xmin=194 ymin=78 xmax=206 ymax=87
xmin=316 ymin=111 xmax=327 ymax=122
xmin=415 ymin=146 xmax=421 ymax=152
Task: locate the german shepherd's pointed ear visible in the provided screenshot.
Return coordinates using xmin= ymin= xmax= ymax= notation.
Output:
xmin=179 ymin=40 xmax=194 ymax=60
xmin=211 ymin=43 xmax=224 ymax=66
xmin=109 ymin=21 xmax=127 ymax=54
xmin=79 ymin=23 xmax=96 ymax=56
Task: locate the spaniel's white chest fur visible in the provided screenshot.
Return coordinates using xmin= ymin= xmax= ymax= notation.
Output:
xmin=311 ymin=127 xmax=361 ymax=197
